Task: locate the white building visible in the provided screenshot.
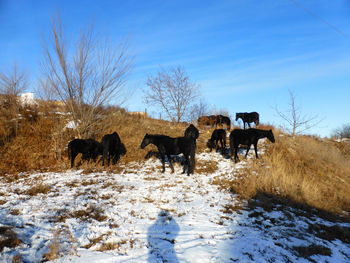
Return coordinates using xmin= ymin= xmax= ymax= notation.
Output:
xmin=19 ymin=92 xmax=36 ymax=106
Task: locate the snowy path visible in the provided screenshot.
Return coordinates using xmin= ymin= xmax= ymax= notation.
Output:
xmin=0 ymin=149 xmax=349 ymax=262
xmin=0 ymin=152 xmax=241 ymax=262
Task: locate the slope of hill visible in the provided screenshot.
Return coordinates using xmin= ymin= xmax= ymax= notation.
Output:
xmin=0 ymin=140 xmax=349 ymax=262
xmin=0 ymin=104 xmax=349 ymax=262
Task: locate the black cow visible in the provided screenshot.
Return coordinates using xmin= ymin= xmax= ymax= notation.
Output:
xmin=229 ymin=128 xmax=275 ymax=163
xmin=207 ymin=129 xmax=226 ymax=152
xmin=198 ymin=115 xmax=217 ymax=128
xmin=68 ymin=138 xmax=103 ymax=168
xmin=235 ymin=112 xmax=260 ymax=129
xmin=140 ymin=134 xmax=195 ymax=176
xmin=101 ymin=132 xmax=126 ymax=166
xmin=216 ymin=115 xmax=231 ymax=130
xmin=184 ymin=124 xmax=199 ymax=146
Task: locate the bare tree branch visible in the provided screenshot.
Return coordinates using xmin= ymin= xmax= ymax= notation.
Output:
xmin=144 ymin=66 xmax=199 ymax=122
xmin=41 ymin=18 xmax=132 ymax=137
xmin=0 ymin=64 xmax=27 ymax=96
xmin=189 ymin=98 xmax=210 ymax=122
xmin=275 ymin=90 xmax=323 ymax=136
xmin=0 ymin=64 xmax=28 ymax=137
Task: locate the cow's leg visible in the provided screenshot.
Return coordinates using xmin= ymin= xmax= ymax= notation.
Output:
xmin=182 ymin=154 xmax=188 ymax=174
xmin=187 ymin=154 xmax=192 ymax=176
xmin=103 ymin=149 xmax=108 ymax=166
xmin=113 ymin=153 xmax=120 ymax=165
xmin=220 ymin=139 xmax=224 ymax=150
xmin=112 ymin=154 xmax=117 ymax=165
xmin=248 ymin=122 xmax=251 ymax=128
xmin=82 ymin=153 xmax=90 ymax=165
xmin=160 ymin=153 xmax=166 ymax=173
xmin=234 ymin=146 xmax=239 ymax=163
xmin=167 ymin=154 xmax=175 ymax=173
xmin=71 ymin=151 xmax=78 ymax=168
xmin=107 ymin=153 xmax=111 ymax=166
xmin=190 ymin=154 xmax=195 ymax=174
xmin=254 ymin=143 xmax=259 ymax=158
xmin=245 ymin=144 xmax=251 ymax=158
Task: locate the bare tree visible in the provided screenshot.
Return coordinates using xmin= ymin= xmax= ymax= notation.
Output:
xmin=0 ymin=64 xmax=27 ymax=97
xmin=144 ymin=66 xmax=199 ymax=122
xmin=36 ymin=78 xmax=57 ymax=101
xmin=41 ymin=19 xmax=132 ymax=137
xmin=275 ymin=90 xmax=322 ymax=136
xmin=0 ymin=64 xmax=28 ymax=137
xmin=189 ymin=98 xmax=210 ymax=122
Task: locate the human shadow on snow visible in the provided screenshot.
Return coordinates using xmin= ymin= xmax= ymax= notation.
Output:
xmin=147 ymin=210 xmax=179 ymax=263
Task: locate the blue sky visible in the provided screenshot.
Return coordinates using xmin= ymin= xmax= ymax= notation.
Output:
xmin=1 ymin=0 xmax=349 ymax=137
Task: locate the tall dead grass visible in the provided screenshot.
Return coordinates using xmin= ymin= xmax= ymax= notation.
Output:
xmin=0 ymin=102 xmax=202 ymax=174
xmin=0 ymin=107 xmax=62 ymax=176
xmin=228 ymin=133 xmax=350 ymax=215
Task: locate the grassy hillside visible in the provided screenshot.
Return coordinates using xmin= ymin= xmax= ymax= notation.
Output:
xmin=223 ymin=131 xmax=350 ymax=215
xmin=0 ymin=101 xmax=349 ymax=216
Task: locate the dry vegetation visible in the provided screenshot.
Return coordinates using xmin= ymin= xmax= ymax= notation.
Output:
xmin=225 ymin=131 xmax=350 ymax=215
xmin=1 ymin=98 xmax=349 ymax=218
xmin=0 ymin=226 xmax=21 ymax=252
xmin=0 ymin=100 xmax=202 ymax=176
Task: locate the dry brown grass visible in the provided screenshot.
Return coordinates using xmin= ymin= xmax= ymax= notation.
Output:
xmin=196 ymin=159 xmax=219 ymax=174
xmin=227 ymin=133 xmax=350 ymax=215
xmin=0 ymin=226 xmax=21 ymax=252
xmin=58 ymin=205 xmax=108 ymax=222
xmin=0 ymin=104 xmax=69 ymax=175
xmin=43 ymin=231 xmax=60 ymax=261
xmin=25 ymin=183 xmax=51 ymax=196
xmin=0 ymin=99 xmax=220 ymax=175
xmin=43 ymin=226 xmax=77 ymax=261
xmin=97 ymin=239 xmax=128 ymax=251
xmin=0 ymin=101 xmax=193 ymax=174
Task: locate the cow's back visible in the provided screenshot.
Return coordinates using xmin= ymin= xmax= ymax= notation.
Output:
xmin=102 ymin=132 xmax=121 ymax=152
xmin=68 ymin=139 xmax=88 ymax=152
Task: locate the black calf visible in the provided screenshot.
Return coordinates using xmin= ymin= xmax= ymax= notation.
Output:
xmin=229 ymin=128 xmax=275 ymax=163
xmin=207 ymin=129 xmax=226 ymax=152
xmin=101 ymin=132 xmax=126 ymax=166
xmin=68 ymin=138 xmax=103 ymax=168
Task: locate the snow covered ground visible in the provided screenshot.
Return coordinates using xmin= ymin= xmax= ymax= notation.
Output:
xmin=0 ymin=147 xmax=349 ymax=262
